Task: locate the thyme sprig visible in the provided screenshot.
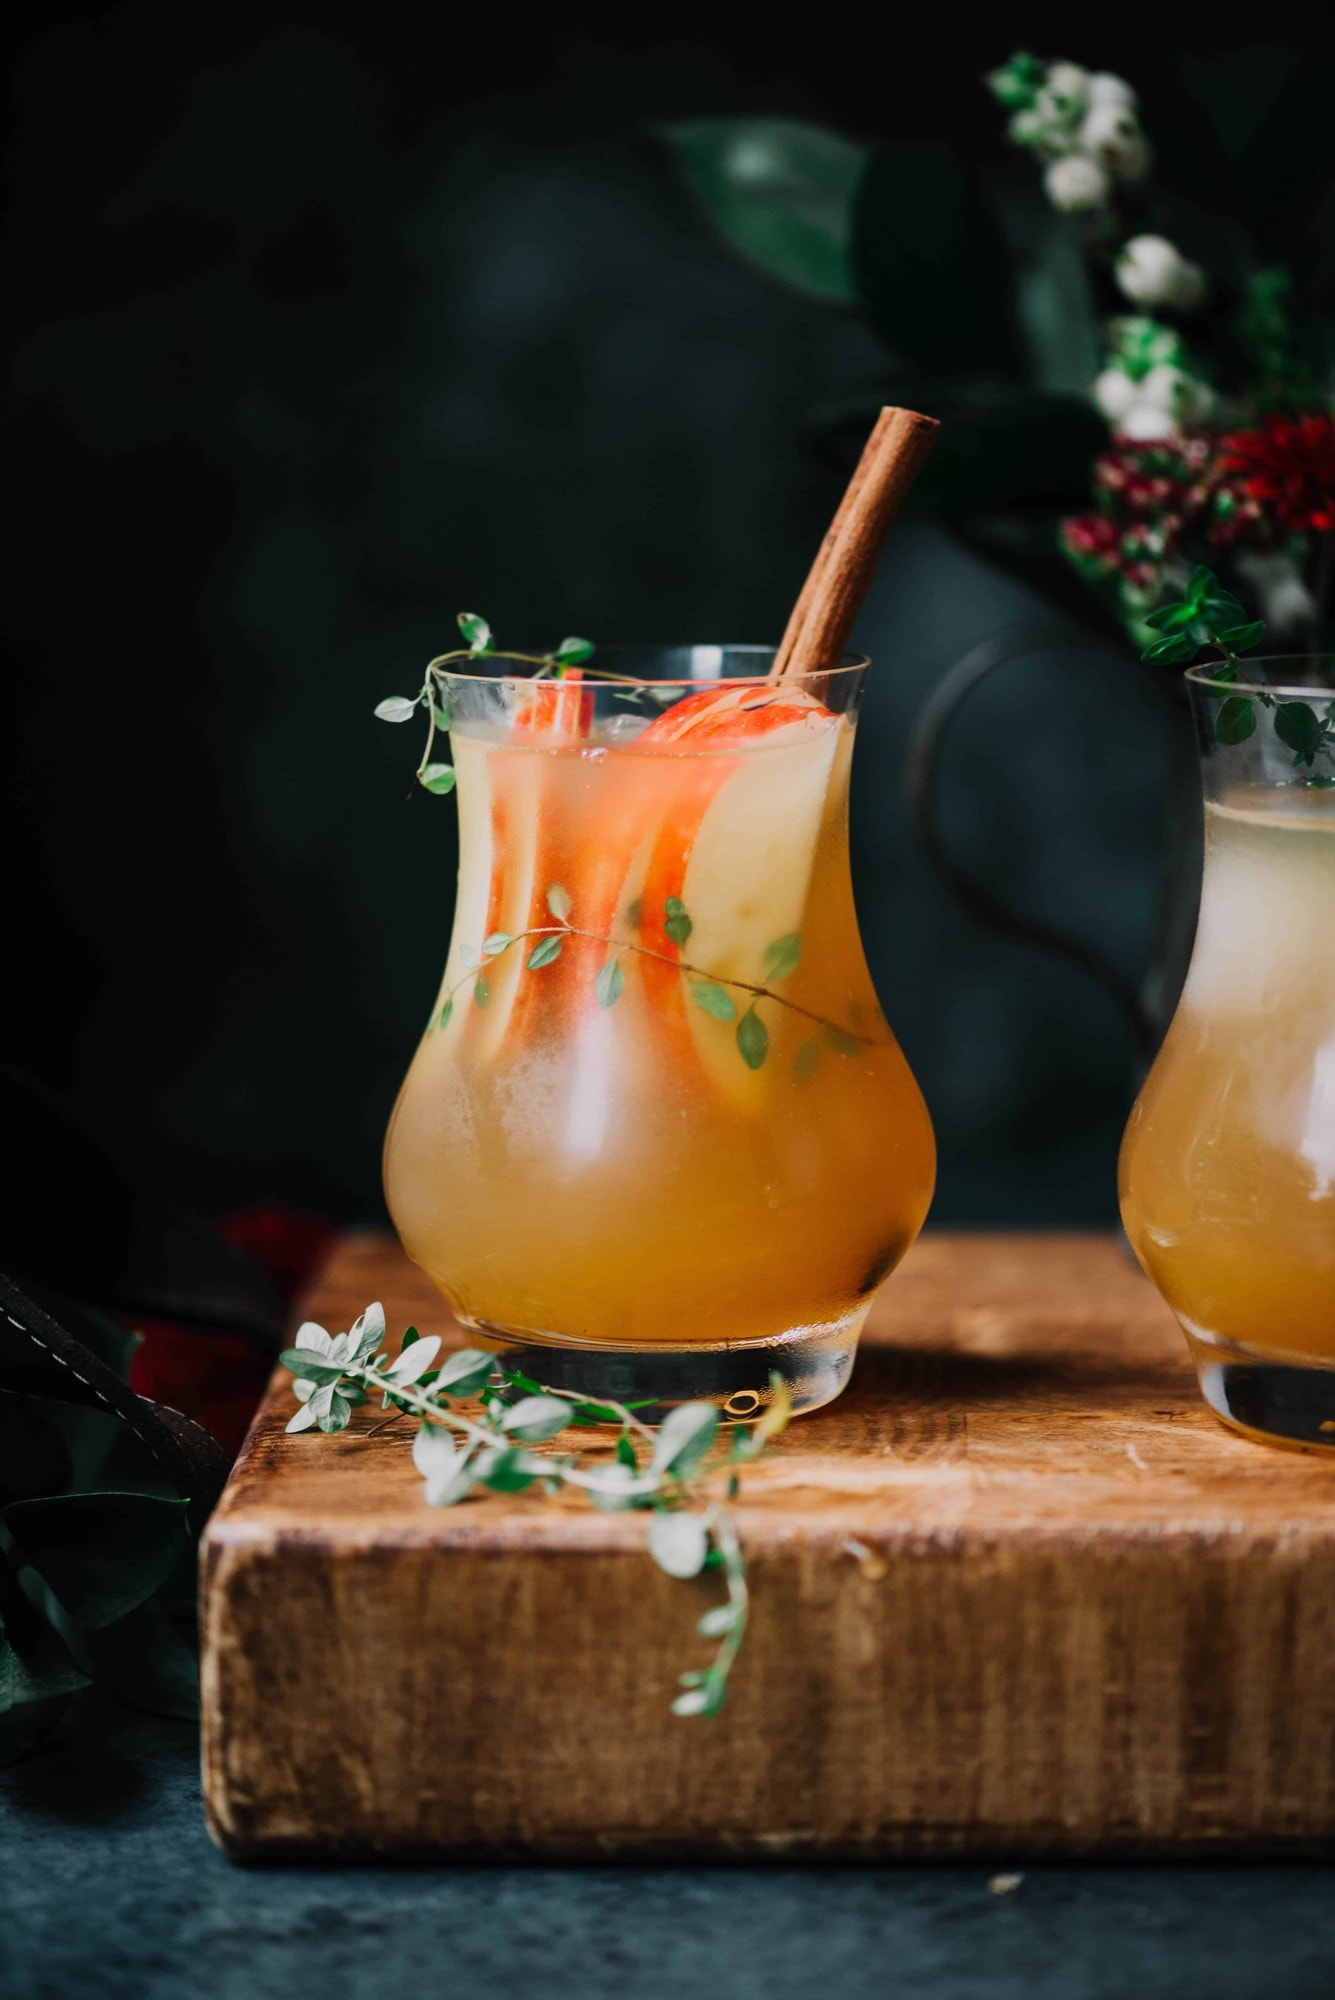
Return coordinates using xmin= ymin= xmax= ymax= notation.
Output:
xmin=280 ymin=1303 xmax=792 ymax=1718
xmin=435 ymin=888 xmax=872 ymax=1072
xmin=1141 ymin=566 xmax=1335 ymax=781
xmin=375 ymin=612 xmax=677 ymax=798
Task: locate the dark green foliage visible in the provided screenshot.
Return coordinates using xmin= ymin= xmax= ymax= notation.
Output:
xmin=657 ymin=120 xmax=867 ymax=305
xmin=0 ymin=1302 xmax=202 ymax=1763
xmin=852 ymin=144 xmax=1021 ymax=380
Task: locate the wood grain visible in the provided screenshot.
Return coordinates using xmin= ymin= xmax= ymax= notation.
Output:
xmin=201 ymin=1232 xmax=1335 ymax=1859
xmin=771 ymin=405 xmax=939 ymax=680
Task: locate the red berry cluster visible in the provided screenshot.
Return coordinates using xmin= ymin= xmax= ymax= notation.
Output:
xmin=1220 ymin=413 xmax=1335 ymax=536
xmin=1060 ymin=417 xmax=1333 ymax=620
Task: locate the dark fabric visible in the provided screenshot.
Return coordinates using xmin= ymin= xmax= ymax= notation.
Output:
xmin=0 ymin=1274 xmax=230 ymax=1529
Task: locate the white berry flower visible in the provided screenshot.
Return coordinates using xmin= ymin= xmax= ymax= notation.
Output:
xmin=1086 ymin=71 xmax=1137 ymax=110
xmin=1116 ymin=235 xmax=1207 ymax=311
xmin=1138 ymin=362 xmax=1189 ymax=412
xmin=1093 ymin=367 xmax=1140 ymax=421
xmin=1030 ymin=86 xmax=1081 ymax=139
xmin=1046 ymin=62 xmax=1090 ymax=105
xmin=1009 ymin=107 xmax=1060 ymax=153
xmin=1043 ymin=153 xmax=1110 ymax=212
xmin=1080 ymin=101 xmax=1150 ymax=181
xmin=1118 ymin=401 xmax=1179 ymax=442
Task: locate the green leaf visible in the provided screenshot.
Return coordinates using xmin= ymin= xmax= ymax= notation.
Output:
xmin=279 ymin=1348 xmax=344 ymax=1384
xmin=660 ymin=118 xmax=867 ymax=305
xmin=647 ymin=1510 xmax=711 ymax=1579
xmin=401 ymin=1326 xmax=420 ymax=1348
xmin=986 ymin=52 xmax=1046 ymax=109
xmin=1144 ymin=600 xmax=1194 ymax=632
xmin=671 ymin=1679 xmax=725 ymax=1717
xmin=477 ymin=1447 xmax=545 ymax=1493
xmin=419 ymin=763 xmax=456 ymax=795
xmin=736 ymin=1007 xmax=768 ymax=1070
xmin=349 ymin=1303 xmax=386 ymax=1362
xmin=318 ymin=1391 xmax=352 ymax=1433
xmin=690 ymin=981 xmax=736 ymax=1022
xmin=498 ymin=1366 xmax=550 ymax=1398
xmin=436 ymin=1348 xmax=496 ymax=1397
xmin=697 ymin=1603 xmax=739 ymax=1638
xmin=822 ymin=1023 xmax=863 ymax=1058
xmin=761 ymin=932 xmax=802 ymax=982
xmin=500 ymin=1396 xmax=572 ymax=1443
xmin=664 ymin=897 xmax=693 ymax=947
xmin=374 ymin=695 xmax=418 ymax=722
xmin=615 ymin=1433 xmax=638 ymax=1471
xmin=1200 ymin=592 xmax=1248 ymax=629
xmin=546 ymin=883 xmax=573 ymax=922
xmin=0 ymin=1566 xmax=89 ymax=1760
xmin=1141 ymin=632 xmax=1195 ymax=665
xmin=431 ymin=702 xmax=453 ymax=731
xmin=413 ymin=1430 xmax=477 ymax=1508
xmin=458 ymin=941 xmax=479 ymax=969
xmin=1216 ymin=696 xmax=1258 ymax=745
xmin=482 ymin=932 xmax=512 ymax=956
xmin=555 ymin=637 xmax=595 ymax=664
xmin=457 ymin=612 xmax=491 ymax=652
xmin=440 ymin=996 xmax=453 ymax=1029
xmin=385 ymin=1335 xmax=443 ymax=1386
xmin=649 ymin=1402 xmax=720 ymax=1477
xmin=3 ymin=1492 xmax=189 ymax=1631
xmin=1274 ymin=701 xmax=1325 ymax=764
xmin=527 ymin=935 xmax=564 ymax=969
xmin=1197 ymin=663 xmax=1239 ymax=696
xmin=596 ymin=959 xmax=625 ymax=1009
xmin=793 ymin=1036 xmax=820 ymax=1083
xmin=1186 ymin=565 xmax=1218 ymax=607
xmin=473 ymin=976 xmax=490 ymax=1009
xmin=1211 ymin=622 xmax=1265 ymax=653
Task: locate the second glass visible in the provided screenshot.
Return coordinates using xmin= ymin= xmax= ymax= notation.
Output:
xmin=384 ymin=647 xmax=935 ymax=1417
xmin=1120 ymin=657 xmax=1335 ymax=1449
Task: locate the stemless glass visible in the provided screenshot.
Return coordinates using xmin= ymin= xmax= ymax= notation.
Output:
xmin=1120 ymin=657 xmax=1335 ymax=1448
xmin=383 ymin=646 xmax=935 ymax=1418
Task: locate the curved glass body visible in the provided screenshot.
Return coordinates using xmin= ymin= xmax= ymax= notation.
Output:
xmin=1120 ymin=658 xmax=1335 ymax=1448
xmin=384 ymin=647 xmax=935 ymax=1416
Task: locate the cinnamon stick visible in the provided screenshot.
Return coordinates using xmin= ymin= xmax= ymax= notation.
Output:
xmin=770 ymin=406 xmax=940 ymax=680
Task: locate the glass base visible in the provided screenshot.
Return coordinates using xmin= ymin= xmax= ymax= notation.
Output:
xmin=1185 ymin=1327 xmax=1335 ymax=1453
xmin=457 ymin=1308 xmax=867 ymax=1422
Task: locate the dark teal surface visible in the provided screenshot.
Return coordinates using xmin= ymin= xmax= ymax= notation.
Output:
xmin=3 ymin=1704 xmax=1332 ymax=2000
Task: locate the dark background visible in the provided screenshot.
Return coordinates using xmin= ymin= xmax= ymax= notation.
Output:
xmin=5 ymin=0 xmax=1332 ymax=1229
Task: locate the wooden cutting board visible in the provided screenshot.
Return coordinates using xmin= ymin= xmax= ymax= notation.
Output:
xmin=201 ymin=1231 xmax=1335 ymax=1859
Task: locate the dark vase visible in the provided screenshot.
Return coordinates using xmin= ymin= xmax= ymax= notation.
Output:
xmin=905 ymin=619 xmax=1203 ymax=1080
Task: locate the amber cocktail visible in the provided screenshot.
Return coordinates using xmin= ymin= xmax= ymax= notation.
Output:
xmin=384 ymin=648 xmax=935 ymax=1416
xmin=1121 ymin=659 xmax=1335 ymax=1447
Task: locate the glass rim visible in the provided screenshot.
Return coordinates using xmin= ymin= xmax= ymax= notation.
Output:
xmin=1185 ymin=656 xmax=1334 ymax=701
xmin=434 ymin=644 xmax=871 ymax=688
